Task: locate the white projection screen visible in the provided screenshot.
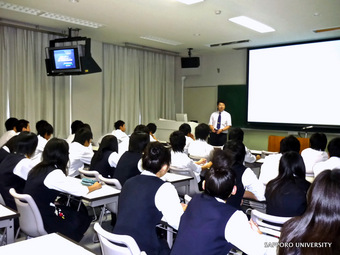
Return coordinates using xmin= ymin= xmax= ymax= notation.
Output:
xmin=247 ymin=38 xmax=340 ymax=131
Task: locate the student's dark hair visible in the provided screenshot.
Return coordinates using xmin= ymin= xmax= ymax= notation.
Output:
xmin=5 ymin=117 xmax=18 ymax=131
xmin=223 ymin=140 xmax=246 ymax=165
xmin=169 ymin=131 xmax=186 ymax=152
xmin=179 ymin=123 xmax=191 ymax=136
xmin=327 ymin=137 xmax=340 ymax=157
xmin=36 ymin=120 xmax=48 ymax=133
xmin=92 ymin=135 xmax=118 ymax=163
xmin=195 ymin=123 xmax=210 ymax=140
xmin=71 ymin=120 xmax=84 ymax=134
xmin=279 ymin=169 xmax=340 ymax=255
xmin=280 ymin=135 xmax=300 ymax=153
xmin=266 ymin=151 xmax=306 ymax=201
xmin=146 ymin=123 xmax=157 ymax=134
xmin=142 ymin=142 xmax=171 ymax=174
xmin=309 ymin=133 xmax=327 ymax=151
xmin=217 ymin=100 xmax=225 ymax=105
xmin=133 ymin=124 xmax=149 ymax=134
xmin=29 ymin=138 xmax=69 ymax=177
xmin=204 ymin=150 xmax=235 ymax=201
xmin=228 ymin=127 xmax=244 ymax=142
xmin=36 ymin=121 xmax=53 ymax=137
xmin=82 ymin=123 xmax=92 ymax=132
xmin=17 ymin=119 xmax=29 ymax=132
xmin=128 ymin=131 xmax=150 ymax=153
xmin=14 ymin=131 xmax=38 ymax=158
xmin=73 ymin=127 xmax=93 ymax=145
xmin=114 ymin=120 xmax=125 ymax=130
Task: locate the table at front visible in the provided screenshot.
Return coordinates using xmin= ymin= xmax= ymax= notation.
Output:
xmin=0 ymin=233 xmax=95 ymax=254
xmin=0 ymin=204 xmax=19 ymax=245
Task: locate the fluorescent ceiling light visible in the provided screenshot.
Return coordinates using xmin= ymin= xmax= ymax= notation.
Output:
xmin=140 ymin=35 xmax=182 ymax=46
xmin=176 ymin=0 xmax=204 ymax=5
xmin=0 ymin=1 xmax=104 ymax=28
xmin=229 ymin=16 xmax=275 ymax=33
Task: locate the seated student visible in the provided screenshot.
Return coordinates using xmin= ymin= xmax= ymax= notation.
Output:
xmin=187 ymin=123 xmax=214 ymax=162
xmin=113 ymin=131 xmax=150 ymax=186
xmin=313 ymin=136 xmax=340 ymax=177
xmin=179 ymin=123 xmax=194 ymax=154
xmin=114 ymin=142 xmax=183 ymax=255
xmin=265 ymin=151 xmax=311 ymax=217
xmin=66 ymin=120 xmax=84 ymax=144
xmin=279 ymin=169 xmax=340 ymax=255
xmin=301 ymin=132 xmax=328 ymax=177
xmin=228 ymin=127 xmax=260 ymax=163
xmin=169 ymin=131 xmax=211 ymax=185
xmin=17 ymin=119 xmax=31 ymax=132
xmin=0 ymin=117 xmax=18 ymax=148
xmin=68 ymin=127 xmax=94 ymax=177
xmin=223 ymin=140 xmax=265 ymax=209
xmin=147 ymin=123 xmax=158 ymax=142
xmin=112 ymin=120 xmax=129 ymax=143
xmin=171 ymin=150 xmax=265 ymax=255
xmin=31 ymin=120 xmax=54 ymax=164
xmin=24 ymin=138 xmax=101 ymax=242
xmin=259 ymin=135 xmax=300 ymax=185
xmin=90 ymin=135 xmax=119 ymax=178
xmin=0 ymin=132 xmax=38 ymax=210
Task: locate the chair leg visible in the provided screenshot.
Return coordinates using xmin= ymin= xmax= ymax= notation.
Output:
xmin=14 ymin=227 xmax=21 ymax=241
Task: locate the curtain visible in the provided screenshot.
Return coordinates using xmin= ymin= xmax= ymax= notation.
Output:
xmin=102 ymin=43 xmax=176 ymax=135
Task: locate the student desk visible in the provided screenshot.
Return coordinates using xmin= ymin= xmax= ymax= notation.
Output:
xmin=162 ymin=172 xmax=193 ymax=195
xmin=0 ymin=204 xmax=19 ymax=245
xmin=0 ymin=233 xmax=95 ymax=254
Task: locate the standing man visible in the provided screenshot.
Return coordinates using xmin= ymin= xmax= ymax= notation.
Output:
xmin=209 ymin=100 xmax=232 ymax=146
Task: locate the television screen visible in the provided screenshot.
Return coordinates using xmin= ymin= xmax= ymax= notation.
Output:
xmin=49 ymin=46 xmax=81 ymax=73
xmin=247 ymin=38 xmax=340 ymax=131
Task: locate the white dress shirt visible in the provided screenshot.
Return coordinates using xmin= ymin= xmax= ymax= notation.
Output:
xmin=313 ymin=156 xmax=340 ymax=177
xmin=170 ymin=150 xmax=202 ymax=182
xmin=188 ymin=139 xmax=214 ymax=161
xmin=244 ymin=145 xmax=256 ymax=163
xmin=112 ymin=129 xmax=129 ymax=143
xmin=259 ymin=153 xmax=282 ymax=185
xmin=31 ymin=135 xmax=48 ymax=164
xmin=13 ymin=157 xmax=37 ymax=180
xmin=68 ymin=142 xmax=94 ymax=177
xmin=209 ymin=110 xmax=232 ymax=133
xmin=0 ymin=130 xmax=17 ymax=148
xmin=184 ymin=136 xmax=194 ymax=155
xmin=301 ymin=148 xmax=328 ymax=175
xmin=242 ymin=168 xmax=266 ymax=201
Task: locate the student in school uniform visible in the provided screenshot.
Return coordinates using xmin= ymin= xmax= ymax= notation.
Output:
xmin=68 ymin=127 xmax=94 ymax=177
xmin=16 ymin=119 xmax=31 ymax=132
xmin=188 ymin=123 xmax=215 ymax=162
xmin=31 ymin=120 xmax=54 ymax=164
xmin=113 ymin=142 xmax=184 ymax=255
xmin=179 ymin=123 xmax=194 ymax=155
xmin=66 ymin=120 xmax=84 ymax=144
xmin=147 ymin=122 xmax=158 ymax=142
xmin=0 ymin=132 xmax=38 ymax=211
xmin=0 ymin=117 xmax=18 ymax=148
xmin=24 ymin=138 xmax=102 ymax=242
xmin=170 ymin=150 xmax=265 ymax=255
xmin=90 ymin=134 xmax=120 ymax=178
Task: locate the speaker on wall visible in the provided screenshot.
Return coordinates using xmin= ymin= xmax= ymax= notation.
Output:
xmin=181 ymin=57 xmax=200 ymax=68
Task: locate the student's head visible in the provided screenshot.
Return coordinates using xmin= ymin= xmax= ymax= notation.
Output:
xmin=327 ymin=137 xmax=340 ymax=157
xmin=99 ymin=135 xmax=118 ymax=153
xmin=5 ymin=117 xmax=18 ymax=131
xmin=179 ymin=123 xmax=191 ymax=136
xmin=278 ymin=151 xmax=306 ymax=179
xmin=169 ymin=131 xmax=186 ymax=153
xmin=15 ymin=131 xmax=38 ymax=158
xmin=279 ymin=135 xmax=300 ymax=154
xmin=309 ymin=133 xmax=327 ymax=151
xmin=114 ymin=120 xmax=126 ymax=132
xmin=128 ymin=131 xmax=150 ymax=153
xmin=228 ymin=127 xmax=244 ymax=142
xmin=133 ymin=124 xmax=149 ymax=134
xmin=17 ymin=119 xmax=30 ymax=132
xmin=71 ymin=120 xmax=84 ymax=134
xmin=204 ymin=150 xmax=235 ymax=201
xmin=223 ymin=140 xmax=246 ymax=165
xmin=146 ymin=123 xmax=157 ymax=134
xmin=4 ymin=135 xmax=19 ymax=153
xmin=142 ymin=142 xmax=171 ymax=175
xmin=74 ymin=127 xmax=93 ymax=146
xmin=41 ymin=138 xmax=69 ymax=174
xmin=195 ymin=123 xmax=210 ymax=140
xmin=36 ymin=120 xmax=54 ymax=140
xmin=217 ymin=100 xmax=226 ymax=112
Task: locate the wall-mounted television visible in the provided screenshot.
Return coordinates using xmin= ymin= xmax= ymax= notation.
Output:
xmin=48 ymin=46 xmax=82 ymax=74
xmin=247 ymin=37 xmax=340 ymax=132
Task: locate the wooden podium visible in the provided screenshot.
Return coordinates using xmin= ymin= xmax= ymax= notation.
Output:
xmin=268 ymin=135 xmax=310 ymax=153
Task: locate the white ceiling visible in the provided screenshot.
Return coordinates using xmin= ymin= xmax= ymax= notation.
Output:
xmin=1 ymin=0 xmax=340 ymax=56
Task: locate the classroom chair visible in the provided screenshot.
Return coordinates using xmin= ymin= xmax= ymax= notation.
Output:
xmin=169 ymin=166 xmax=200 ymax=197
xmin=79 ymin=169 xmax=101 ymax=182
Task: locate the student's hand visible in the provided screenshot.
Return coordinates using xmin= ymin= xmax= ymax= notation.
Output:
xmin=216 ymin=129 xmax=223 ymax=134
xmin=249 ymin=218 xmax=262 ymax=234
xmin=195 ymin=158 xmax=207 ymax=165
xmin=88 ymin=182 xmax=102 ymax=193
xmin=188 ymin=133 xmax=195 ymax=140
xmin=181 ymin=203 xmax=188 ymax=211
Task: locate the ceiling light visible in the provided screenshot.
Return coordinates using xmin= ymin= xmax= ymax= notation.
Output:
xmin=39 ymin=12 xmax=104 ymax=28
xmin=229 ymin=16 xmax=275 ymax=33
xmin=0 ymin=1 xmax=41 ymax=15
xmin=140 ymin=35 xmax=182 ymax=46
xmin=176 ymin=0 xmax=204 ymax=5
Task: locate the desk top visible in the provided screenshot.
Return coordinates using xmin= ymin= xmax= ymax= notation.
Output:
xmin=81 ymin=183 xmax=121 ymax=202
xmin=0 ymin=233 xmax=95 ymax=254
xmin=0 ymin=204 xmax=19 ymax=220
xmin=162 ymin=172 xmax=193 ymax=183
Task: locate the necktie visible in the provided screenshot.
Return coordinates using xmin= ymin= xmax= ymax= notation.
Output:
xmin=217 ymin=112 xmax=221 ymax=130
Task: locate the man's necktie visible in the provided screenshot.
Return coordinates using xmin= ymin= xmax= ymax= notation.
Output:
xmin=217 ymin=112 xmax=221 ymax=130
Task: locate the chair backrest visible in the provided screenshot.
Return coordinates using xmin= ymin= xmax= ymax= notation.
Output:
xmin=250 ymin=209 xmax=291 ymax=238
xmin=169 ymin=166 xmax=200 ymax=196
xmin=99 ymin=175 xmax=122 ymax=190
xmin=94 ymin=222 xmax=145 ymax=255
xmin=79 ymin=169 xmax=101 ymax=182
xmin=9 ymin=188 xmax=48 ymax=237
